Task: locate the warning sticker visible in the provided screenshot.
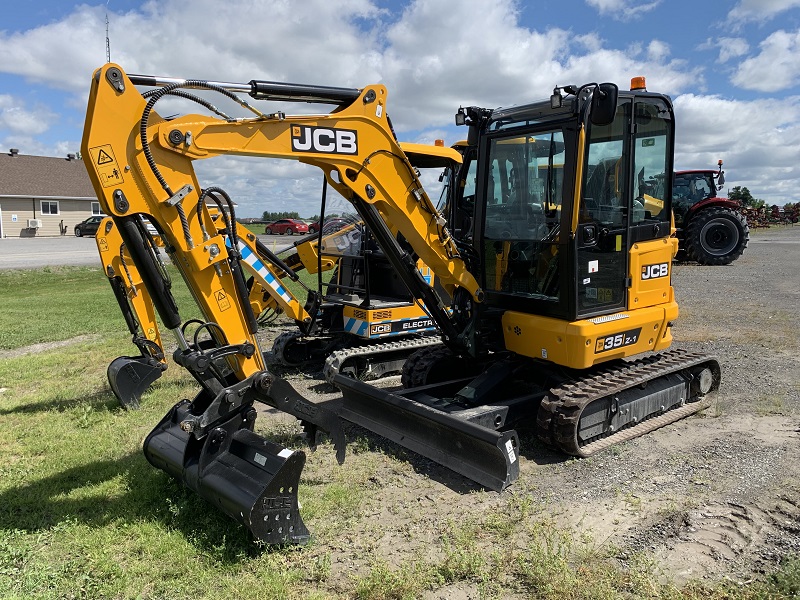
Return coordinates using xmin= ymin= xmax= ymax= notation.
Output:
xmin=214 ymin=289 xmax=231 ymax=311
xmin=98 ymin=237 xmax=108 ymax=252
xmin=505 ymin=439 xmax=517 ymax=463
xmin=147 ymin=327 xmax=157 ymax=340
xmin=88 ymin=144 xmax=124 ymax=188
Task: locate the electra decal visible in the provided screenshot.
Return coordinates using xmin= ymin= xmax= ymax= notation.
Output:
xmin=291 ymin=125 xmax=358 ymax=154
xmin=641 ymin=262 xmax=669 ymax=280
xmin=369 ymin=318 xmax=435 ymax=336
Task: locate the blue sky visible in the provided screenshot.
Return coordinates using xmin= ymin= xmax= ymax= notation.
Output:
xmin=2 ymin=0 xmax=800 ymax=217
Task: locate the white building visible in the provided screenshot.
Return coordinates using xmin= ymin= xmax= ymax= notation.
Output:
xmin=0 ymin=149 xmax=99 ymax=238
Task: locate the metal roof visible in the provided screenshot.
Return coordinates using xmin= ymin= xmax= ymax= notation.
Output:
xmin=0 ymin=152 xmax=96 ymax=199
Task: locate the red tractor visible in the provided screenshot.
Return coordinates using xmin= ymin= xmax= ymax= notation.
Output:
xmin=672 ymin=161 xmax=749 ymax=265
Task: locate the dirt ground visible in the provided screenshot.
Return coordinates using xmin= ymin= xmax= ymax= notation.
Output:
xmin=263 ymin=225 xmax=800 ymax=589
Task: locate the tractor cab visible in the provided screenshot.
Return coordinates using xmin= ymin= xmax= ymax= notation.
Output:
xmin=672 ymin=162 xmax=725 ymax=227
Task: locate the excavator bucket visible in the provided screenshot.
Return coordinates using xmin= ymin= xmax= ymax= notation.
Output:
xmin=107 ymin=355 xmax=166 ymax=409
xmin=335 ymin=374 xmax=520 ymax=491
xmin=143 ymin=398 xmax=310 ymax=545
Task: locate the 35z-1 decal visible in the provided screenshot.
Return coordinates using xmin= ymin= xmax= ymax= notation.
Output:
xmin=595 ymin=328 xmax=641 ymax=353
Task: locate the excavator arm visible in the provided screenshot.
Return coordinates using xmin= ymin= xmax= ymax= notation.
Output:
xmin=83 ymin=66 xmax=477 ymax=328
xmin=95 ymin=216 xmax=167 ymax=409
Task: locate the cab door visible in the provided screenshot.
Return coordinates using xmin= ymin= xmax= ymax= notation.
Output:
xmin=575 ymin=99 xmax=632 ymax=318
xmin=575 ymin=95 xmax=675 ymax=320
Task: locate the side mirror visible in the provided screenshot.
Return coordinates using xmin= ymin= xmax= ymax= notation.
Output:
xmin=467 ymin=124 xmax=479 ymax=146
xmin=590 ymin=83 xmax=619 ymax=127
xmin=717 ymin=171 xmax=725 ymax=188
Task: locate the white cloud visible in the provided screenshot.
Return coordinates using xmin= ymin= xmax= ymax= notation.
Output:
xmin=727 ymin=0 xmax=800 ymax=24
xmin=0 ymin=1 xmax=386 ymax=94
xmin=0 ymin=0 xmax=704 ymax=128
xmin=715 ymin=37 xmax=750 ymax=63
xmin=0 ymin=94 xmax=56 ymax=136
xmin=585 ymin=0 xmax=660 ymax=21
xmin=380 ymin=0 xmax=699 ymax=131
xmin=674 ymin=93 xmax=800 ymax=203
xmin=0 ymin=0 xmax=753 ymax=214
xmin=731 ymin=29 xmax=800 ymax=91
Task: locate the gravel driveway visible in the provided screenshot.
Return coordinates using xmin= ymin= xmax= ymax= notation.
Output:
xmin=264 ymin=225 xmax=800 ymax=587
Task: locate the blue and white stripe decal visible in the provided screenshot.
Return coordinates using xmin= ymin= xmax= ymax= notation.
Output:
xmin=344 ymin=317 xmax=369 ymax=336
xmin=235 ymin=240 xmax=294 ymax=304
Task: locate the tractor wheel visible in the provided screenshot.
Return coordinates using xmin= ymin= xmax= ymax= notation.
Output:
xmin=684 ymin=206 xmax=749 ymax=265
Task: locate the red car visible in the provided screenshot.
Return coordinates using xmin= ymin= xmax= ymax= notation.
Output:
xmin=264 ymin=218 xmax=309 ymax=235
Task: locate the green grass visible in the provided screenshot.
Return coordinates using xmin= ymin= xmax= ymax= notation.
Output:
xmin=1 ymin=266 xmax=799 ymax=599
xmin=0 ymin=267 xmax=120 ymax=349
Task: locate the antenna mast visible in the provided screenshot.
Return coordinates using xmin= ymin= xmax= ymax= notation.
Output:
xmin=105 ymin=3 xmax=111 ymax=63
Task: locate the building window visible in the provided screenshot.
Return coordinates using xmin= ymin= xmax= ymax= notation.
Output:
xmin=91 ymin=202 xmax=104 ymax=216
xmin=40 ymin=200 xmax=59 ymax=215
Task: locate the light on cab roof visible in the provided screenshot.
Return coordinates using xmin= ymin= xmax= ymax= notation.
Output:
xmin=630 ymin=76 xmax=647 ymax=91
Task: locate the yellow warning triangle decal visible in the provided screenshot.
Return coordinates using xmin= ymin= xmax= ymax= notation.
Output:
xmin=97 ymin=149 xmax=113 ymax=165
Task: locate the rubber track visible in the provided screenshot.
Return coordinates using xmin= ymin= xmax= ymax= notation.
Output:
xmin=271 ymin=330 xmax=306 ymax=367
xmin=324 ymin=336 xmax=442 ymax=383
xmin=400 ymin=344 xmax=455 ymax=389
xmin=537 ymin=348 xmax=719 ymax=457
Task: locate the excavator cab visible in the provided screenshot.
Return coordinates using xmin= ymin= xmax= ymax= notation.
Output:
xmin=459 ymin=86 xmax=675 ymax=327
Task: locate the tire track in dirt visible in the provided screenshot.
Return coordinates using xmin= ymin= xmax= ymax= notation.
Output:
xmin=627 ymin=492 xmax=800 ymax=583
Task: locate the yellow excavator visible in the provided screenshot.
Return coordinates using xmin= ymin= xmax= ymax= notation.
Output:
xmin=81 ymin=65 xmax=720 ymax=544
xmin=94 ymin=153 xmax=456 ymax=409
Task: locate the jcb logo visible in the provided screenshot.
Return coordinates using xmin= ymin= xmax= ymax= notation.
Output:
xmin=291 ymin=125 xmax=358 ymax=154
xmin=371 ymin=324 xmax=391 ymax=334
xmin=641 ymin=262 xmax=669 ymax=280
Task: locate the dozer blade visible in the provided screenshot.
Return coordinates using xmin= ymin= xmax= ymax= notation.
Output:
xmin=107 ymin=355 xmax=166 ymax=409
xmin=335 ymin=374 xmax=519 ymax=491
xmin=143 ymin=399 xmax=310 ymax=545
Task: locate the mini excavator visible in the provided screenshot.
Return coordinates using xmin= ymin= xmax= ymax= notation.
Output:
xmin=81 ymin=65 xmax=720 ymax=544
xmin=94 ymin=151 xmax=456 ymax=409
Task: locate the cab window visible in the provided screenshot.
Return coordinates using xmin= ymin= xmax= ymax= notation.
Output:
xmin=482 ymin=129 xmax=564 ymax=301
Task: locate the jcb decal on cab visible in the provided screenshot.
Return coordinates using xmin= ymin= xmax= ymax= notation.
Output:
xmin=291 ymin=125 xmax=357 ymax=154
xmin=641 ymin=262 xmax=669 ymax=280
